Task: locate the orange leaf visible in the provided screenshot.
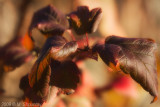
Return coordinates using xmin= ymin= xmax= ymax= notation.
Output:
xmin=21 ymin=33 xmax=34 ymax=51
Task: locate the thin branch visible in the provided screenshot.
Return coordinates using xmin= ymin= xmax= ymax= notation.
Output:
xmin=13 ymin=0 xmax=32 ymax=38
xmin=85 ymin=33 xmax=89 ymax=47
xmin=67 ymin=29 xmax=76 ymax=41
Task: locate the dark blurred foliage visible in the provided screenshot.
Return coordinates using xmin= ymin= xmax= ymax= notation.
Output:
xmin=0 ymin=0 xmax=160 ymax=107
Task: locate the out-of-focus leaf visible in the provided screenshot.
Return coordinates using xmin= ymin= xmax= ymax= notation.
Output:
xmin=29 ymin=36 xmax=78 ymax=88
xmin=95 ymin=73 xmax=137 ymax=98
xmin=94 ymin=35 xmax=158 ymax=103
xmin=68 ymin=6 xmax=102 ymax=35
xmin=21 ymin=33 xmax=34 ymax=51
xmin=0 ymin=37 xmax=32 ymax=72
xmin=50 ymin=60 xmax=81 ymax=94
xmin=20 ymin=65 xmax=51 ymax=103
xmin=0 ymin=88 xmax=4 ymax=95
xmin=29 ymin=5 xmax=69 ymax=38
xmin=20 ymin=75 xmax=43 ymax=104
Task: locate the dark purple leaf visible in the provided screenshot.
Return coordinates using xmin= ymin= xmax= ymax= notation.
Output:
xmin=20 ymin=75 xmax=42 ymax=103
xmin=89 ymin=8 xmax=103 ymax=33
xmin=20 ymin=65 xmax=51 ymax=103
xmin=0 ymin=37 xmax=32 ymax=72
xmin=68 ymin=6 xmax=102 ymax=35
xmin=28 ymin=36 xmax=78 ymax=88
xmin=50 ymin=40 xmax=78 ymax=61
xmin=73 ymin=49 xmax=98 ymax=62
xmin=50 ymin=60 xmax=81 ymax=91
xmin=94 ymin=35 xmax=158 ymax=103
xmin=29 ymin=4 xmax=69 ymax=38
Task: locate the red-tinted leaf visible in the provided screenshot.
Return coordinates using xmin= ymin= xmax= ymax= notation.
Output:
xmin=68 ymin=6 xmax=102 ymax=35
xmin=0 ymin=37 xmax=32 ymax=72
xmin=94 ymin=35 xmax=158 ymax=103
xmin=20 ymin=65 xmax=51 ymax=103
xmin=28 ymin=36 xmax=66 ymax=87
xmin=29 ymin=36 xmax=78 ymax=88
xmin=29 ymin=5 xmax=69 ymax=38
xmin=73 ymin=49 xmax=98 ymax=62
xmin=20 ymin=75 xmax=43 ymax=104
xmin=89 ymin=8 xmax=103 ymax=33
xmin=50 ymin=41 xmax=78 ymax=61
xmin=95 ymin=73 xmax=137 ymax=98
xmin=28 ymin=53 xmax=50 ymax=87
xmin=21 ymin=33 xmax=34 ymax=51
xmin=50 ymin=60 xmax=81 ymax=92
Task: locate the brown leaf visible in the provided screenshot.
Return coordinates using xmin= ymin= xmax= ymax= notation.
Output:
xmin=50 ymin=60 xmax=81 ymax=91
xmin=28 ymin=36 xmax=66 ymax=87
xmin=0 ymin=37 xmax=32 ymax=72
xmin=50 ymin=41 xmax=78 ymax=61
xmin=94 ymin=35 xmax=158 ymax=103
xmin=73 ymin=49 xmax=98 ymax=62
xmin=29 ymin=36 xmax=78 ymax=89
xmin=20 ymin=65 xmax=51 ymax=103
xmin=68 ymin=6 xmax=102 ymax=35
xmin=29 ymin=4 xmax=69 ymax=38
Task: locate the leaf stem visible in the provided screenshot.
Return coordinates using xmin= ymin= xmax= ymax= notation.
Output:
xmin=67 ymin=30 xmax=76 ymax=41
xmin=85 ymin=33 xmax=89 ymax=47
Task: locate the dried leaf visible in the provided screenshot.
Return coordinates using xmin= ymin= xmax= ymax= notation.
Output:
xmin=68 ymin=6 xmax=102 ymax=35
xmin=29 ymin=4 xmax=69 ymax=38
xmin=94 ymin=35 xmax=158 ymax=103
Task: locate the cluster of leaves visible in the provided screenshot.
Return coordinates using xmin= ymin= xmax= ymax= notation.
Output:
xmin=20 ymin=5 xmax=102 ymax=104
xmin=0 ymin=4 xmax=158 ymax=105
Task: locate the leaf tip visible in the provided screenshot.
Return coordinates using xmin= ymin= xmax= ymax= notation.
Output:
xmin=151 ymin=96 xmax=158 ymax=104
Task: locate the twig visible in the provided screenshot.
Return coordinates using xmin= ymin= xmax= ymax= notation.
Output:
xmin=13 ymin=0 xmax=32 ymax=38
xmin=85 ymin=33 xmax=89 ymax=47
xmin=67 ymin=29 xmax=76 ymax=41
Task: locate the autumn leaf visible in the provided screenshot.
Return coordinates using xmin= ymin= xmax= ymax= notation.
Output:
xmin=67 ymin=6 xmax=102 ymax=35
xmin=21 ymin=60 xmax=81 ymax=103
xmin=29 ymin=4 xmax=69 ymax=38
xmin=21 ymin=36 xmax=79 ymax=102
xmin=0 ymin=37 xmax=32 ymax=72
xmin=28 ymin=36 xmax=78 ymax=88
xmin=20 ymin=69 xmax=51 ymax=104
xmin=73 ymin=48 xmax=98 ymax=62
xmin=50 ymin=60 xmax=81 ymax=90
xmin=93 ymin=35 xmax=158 ymax=103
xmin=50 ymin=40 xmax=78 ymax=61
xmin=89 ymin=8 xmax=103 ymax=33
xmin=21 ymin=33 xmax=34 ymax=51
xmin=20 ymin=75 xmax=41 ymax=104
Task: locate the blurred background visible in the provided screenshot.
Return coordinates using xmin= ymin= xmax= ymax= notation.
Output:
xmin=0 ymin=0 xmax=160 ymax=107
